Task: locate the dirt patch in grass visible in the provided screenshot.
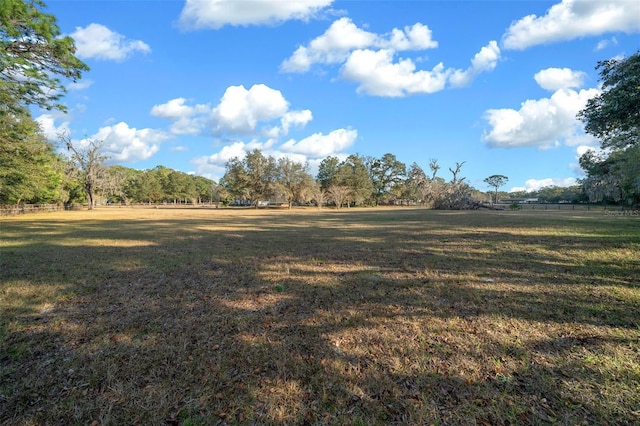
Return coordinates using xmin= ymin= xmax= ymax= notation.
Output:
xmin=1 ymin=207 xmax=639 ymax=425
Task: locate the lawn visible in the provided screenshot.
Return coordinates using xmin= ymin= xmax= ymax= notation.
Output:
xmin=1 ymin=207 xmax=639 ymax=425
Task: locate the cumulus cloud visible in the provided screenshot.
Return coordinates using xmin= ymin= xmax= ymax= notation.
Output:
xmin=90 ymin=122 xmax=169 ymax=163
xmin=510 ymin=177 xmax=578 ymax=192
xmin=483 ymin=87 xmax=599 ymax=148
xmin=281 ymin=110 xmax=313 ymax=135
xmin=341 ymin=49 xmax=448 ymax=97
xmin=71 ymin=23 xmax=151 ymax=61
xmin=211 ymin=84 xmax=290 ymax=134
xmin=282 ymin=18 xmax=498 ymax=97
xmin=483 ymin=68 xmax=600 ymax=148
xmin=502 ymin=0 xmax=640 ymax=50
xmin=449 ymin=41 xmax=501 ymax=88
xmin=150 ymin=98 xmax=210 ymax=135
xmin=280 ymin=17 xmax=437 ymax=72
xmin=280 ymin=128 xmax=357 ymax=158
xmin=152 ymin=85 xmax=316 ymax=141
xmin=35 ymin=114 xmax=70 ymax=140
xmin=179 ymin=0 xmax=333 ymax=30
xmin=534 ymin=67 xmax=587 ymax=91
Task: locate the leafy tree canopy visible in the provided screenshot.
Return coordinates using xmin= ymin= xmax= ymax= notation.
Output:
xmin=578 ymin=51 xmax=640 ymax=205
xmin=0 ymin=110 xmax=64 ymax=204
xmin=1 ymin=0 xmax=89 ymax=113
xmin=578 ymin=51 xmax=639 ymax=150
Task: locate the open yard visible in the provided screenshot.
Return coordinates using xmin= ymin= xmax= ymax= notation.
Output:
xmin=1 ymin=207 xmax=639 ymax=425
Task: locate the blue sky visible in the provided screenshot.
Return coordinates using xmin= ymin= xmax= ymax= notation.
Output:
xmin=36 ymin=0 xmax=640 ymax=192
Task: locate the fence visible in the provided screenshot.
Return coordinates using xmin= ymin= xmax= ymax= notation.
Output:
xmin=1 ymin=202 xmax=636 ymax=217
xmin=0 ymin=204 xmax=86 ymax=216
xmin=502 ymin=203 xmax=635 ymax=212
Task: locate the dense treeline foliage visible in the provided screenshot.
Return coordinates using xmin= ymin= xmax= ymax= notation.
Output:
xmin=508 ymin=186 xmax=587 ymax=204
xmin=4 ymin=143 xmax=593 ymax=208
xmin=1 ymin=0 xmax=88 ymax=205
xmin=578 ymin=51 xmax=640 ymax=206
xmin=1 ymin=0 xmax=89 ymax=114
xmin=221 ymin=150 xmax=488 ymax=209
xmin=0 ymin=112 xmax=66 ymax=204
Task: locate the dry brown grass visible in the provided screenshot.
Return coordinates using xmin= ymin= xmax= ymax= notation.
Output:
xmin=1 ymin=206 xmax=639 ymax=425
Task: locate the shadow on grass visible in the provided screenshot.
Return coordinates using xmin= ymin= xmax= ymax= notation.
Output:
xmin=1 ymin=209 xmax=639 ymax=424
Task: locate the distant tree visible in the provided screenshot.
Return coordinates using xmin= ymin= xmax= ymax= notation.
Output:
xmin=102 ymin=165 xmax=139 ymax=205
xmin=192 ymin=175 xmax=215 ymax=205
xmin=223 ymin=149 xmax=277 ymax=207
xmin=1 ymin=0 xmax=89 ymax=114
xmin=131 ymin=169 xmax=163 ymax=203
xmin=404 ymin=162 xmax=428 ymax=204
xmin=327 ymin=185 xmax=351 ymax=209
xmin=484 ymin=174 xmax=509 ymax=204
xmin=428 ymin=158 xmax=440 ymax=180
xmin=309 ymin=181 xmax=328 ymax=209
xmin=317 ymin=156 xmax=340 ymax=190
xmin=432 ymin=161 xmax=475 ymax=210
xmin=368 ymin=153 xmax=406 ymax=205
xmin=276 ymin=157 xmax=313 ymax=209
xmin=220 ymin=159 xmax=249 ymax=205
xmin=335 ymin=154 xmax=373 ymax=207
xmin=165 ymin=170 xmax=197 ymax=203
xmin=449 ymin=161 xmax=466 ymax=184
xmin=62 ymin=135 xmax=108 ymax=210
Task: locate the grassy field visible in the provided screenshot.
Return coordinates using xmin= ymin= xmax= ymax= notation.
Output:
xmin=1 ymin=207 xmax=639 ymax=425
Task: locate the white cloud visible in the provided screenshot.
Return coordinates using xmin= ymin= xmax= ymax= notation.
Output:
xmin=341 ymin=49 xmax=448 ymax=97
xmin=71 ymin=23 xmax=151 ymax=61
xmin=502 ymin=0 xmax=640 ymax=50
xmin=179 ymin=0 xmax=333 ymax=30
xmin=151 ymin=97 xmax=200 ymax=119
xmin=595 ymin=36 xmax=618 ymax=51
xmin=449 ymin=41 xmax=501 ymax=88
xmin=281 ymin=110 xmax=313 ymax=135
xmin=152 ymin=85 xmax=315 ymax=138
xmin=280 ymin=17 xmax=437 ymax=72
xmin=534 ymin=67 xmax=586 ymax=91
xmin=282 ymin=18 xmax=498 ymax=97
xmin=212 ymin=84 xmax=310 ymax=134
xmin=280 ymin=128 xmax=357 ymax=158
xmin=383 ymin=23 xmax=438 ymax=51
xmin=510 ymin=177 xmax=578 ymax=192
xmin=281 ymin=18 xmax=377 ymax=72
xmin=212 ymin=84 xmax=289 ymax=134
xmin=68 ymin=80 xmax=93 ymax=91
xmin=90 ymin=122 xmax=169 ymax=163
xmin=35 ymin=114 xmax=70 ymax=140
xmin=150 ymin=98 xmax=210 ymax=135
xmin=482 ymin=82 xmax=600 ymax=148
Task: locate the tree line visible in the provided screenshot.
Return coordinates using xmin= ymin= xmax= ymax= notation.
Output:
xmin=222 ymin=150 xmax=490 ymax=209
xmin=1 ymin=1 xmax=637 ymax=208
